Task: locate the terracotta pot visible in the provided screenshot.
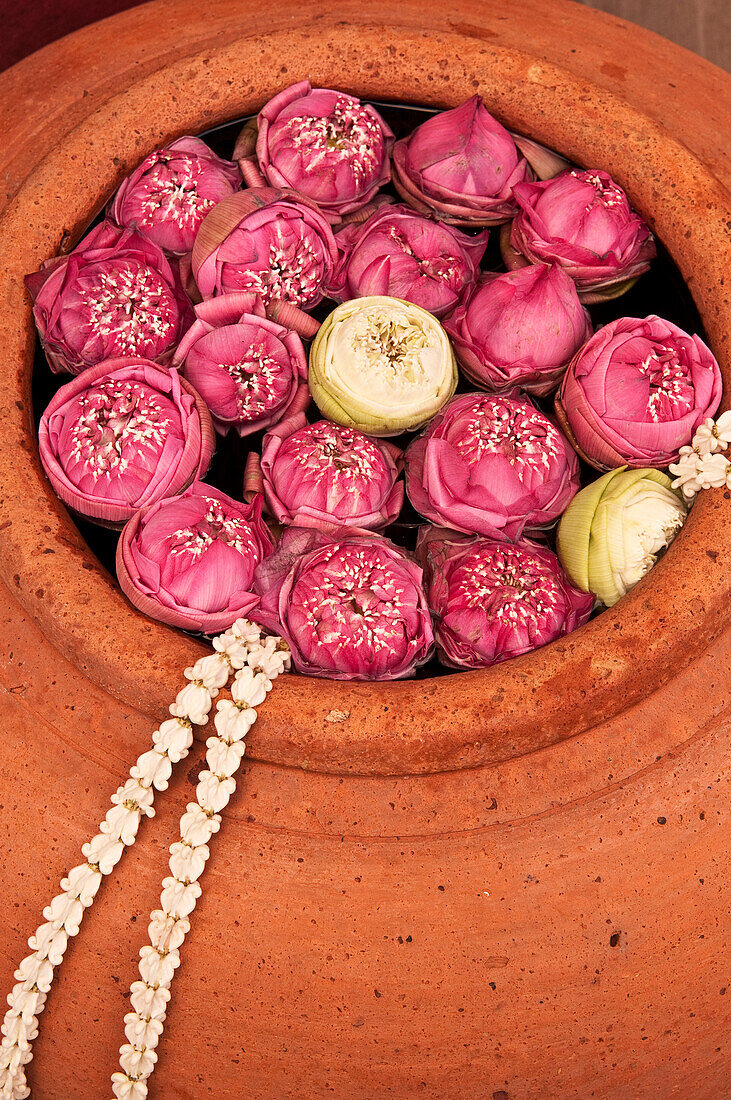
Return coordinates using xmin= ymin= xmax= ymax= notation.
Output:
xmin=0 ymin=2 xmax=728 ymax=1097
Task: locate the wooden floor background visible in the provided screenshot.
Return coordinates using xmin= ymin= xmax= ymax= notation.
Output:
xmin=575 ymin=0 xmax=729 ymax=70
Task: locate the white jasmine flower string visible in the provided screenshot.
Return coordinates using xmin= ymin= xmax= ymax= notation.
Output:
xmin=111 ymin=630 xmax=290 ymax=1100
xmin=0 ymin=618 xmax=266 ymax=1100
xmin=669 ymin=411 xmax=731 ymax=502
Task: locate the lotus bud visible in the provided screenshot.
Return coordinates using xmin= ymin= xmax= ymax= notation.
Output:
xmin=404 ymin=392 xmax=580 ymax=540
xmin=252 ymin=526 xmax=433 ymax=680
xmin=108 ymin=136 xmax=242 ymax=255
xmin=391 ymin=95 xmax=532 ymax=227
xmin=556 ymin=467 xmax=687 ymax=607
xmin=172 ymin=293 xmax=309 ymax=437
xmin=443 ymin=264 xmax=592 ymax=396
xmin=503 ymin=169 xmax=656 ymax=301
xmin=38 ymin=358 xmax=215 ymax=526
xmin=417 ymin=526 xmax=593 ymax=669
xmin=25 ymin=221 xmax=193 ymax=376
xmin=328 ymin=203 xmax=488 ymax=318
xmin=555 ymin=315 xmax=722 ymax=470
xmin=309 ymin=296 xmax=457 ymax=436
xmin=510 ymin=133 xmax=572 ymax=180
xmin=191 ymin=188 xmax=338 ymax=310
xmin=252 ymin=413 xmax=403 ymax=530
xmin=253 ymin=80 xmax=394 ymax=221
xmin=116 ymin=483 xmax=274 ymax=632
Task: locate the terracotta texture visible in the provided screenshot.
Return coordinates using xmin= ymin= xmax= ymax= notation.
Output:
xmin=0 ymin=1 xmax=728 ymax=1097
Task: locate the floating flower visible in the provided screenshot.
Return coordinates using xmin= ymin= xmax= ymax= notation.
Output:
xmin=108 ymin=136 xmax=242 ymax=255
xmin=252 ymin=526 xmax=433 ymax=679
xmin=555 ymin=315 xmax=722 ymax=470
xmin=503 ymin=169 xmax=656 ymax=301
xmin=328 ymin=203 xmax=488 ymax=317
xmin=417 ymin=526 xmax=593 ymax=669
xmin=251 ymin=413 xmax=403 ymax=529
xmin=556 ymin=466 xmax=687 ymax=607
xmin=191 ymin=188 xmax=338 ymax=309
xmin=669 ymin=446 xmax=731 ymax=501
xmin=443 ymin=264 xmax=591 ymax=396
xmin=26 ymin=221 xmax=193 ymax=376
xmin=404 ymin=392 xmax=580 ymax=540
xmin=38 ymin=358 xmax=214 ymax=525
xmin=253 ymin=80 xmax=394 ymax=221
xmin=309 ymin=296 xmax=457 ymax=435
xmin=116 ymin=483 xmax=274 ymax=632
xmin=690 ymin=410 xmax=731 ymax=455
xmin=172 ymin=292 xmax=309 ymax=436
xmin=391 ymin=96 xmax=531 ymax=226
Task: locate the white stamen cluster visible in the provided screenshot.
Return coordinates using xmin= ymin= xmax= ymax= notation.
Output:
xmin=456 ymin=398 xmax=561 ymax=474
xmin=0 ymin=620 xmax=288 ymax=1100
xmin=292 ymin=423 xmax=381 ymax=483
xmin=297 ymin=543 xmax=407 ymax=656
xmin=221 ymin=342 xmax=282 ymax=418
xmin=455 ymin=547 xmax=560 ymax=625
xmin=637 ymin=345 xmax=694 ymax=422
xmin=669 ymin=410 xmax=731 ymax=501
xmin=111 ymin=625 xmax=290 ymax=1100
xmin=571 ymin=169 xmax=625 ymax=209
xmin=169 ymin=499 xmax=260 ymax=561
xmin=237 ymin=218 xmax=321 ymax=306
xmin=80 ymin=264 xmax=176 ymax=354
xmin=287 ymin=99 xmax=382 ymax=183
xmin=387 ymin=226 xmax=460 ymax=285
xmin=350 ymin=309 xmax=431 ymax=390
xmin=137 ymin=155 xmax=216 ymax=231
xmin=68 ymin=380 xmax=170 ymax=479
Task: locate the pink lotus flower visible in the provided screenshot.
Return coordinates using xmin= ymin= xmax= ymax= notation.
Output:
xmin=25 ymin=221 xmax=193 ymax=376
xmin=417 ymin=526 xmax=593 ymax=669
xmin=255 ymin=80 xmax=394 ymax=221
xmin=443 ymin=264 xmax=592 ymax=396
xmin=328 ymin=203 xmax=488 ymax=317
xmin=251 ymin=413 xmax=403 ymax=529
xmin=504 ymin=169 xmax=656 ymax=301
xmin=108 ymin=136 xmax=242 ymax=255
xmin=116 ymin=483 xmax=274 ymax=633
xmin=252 ymin=526 xmax=433 ymax=680
xmin=172 ymin=292 xmax=309 ymax=437
xmin=405 ymin=392 xmax=580 ymax=540
xmin=192 ymin=188 xmax=338 ymax=309
xmin=391 ymin=96 xmax=532 ymax=227
xmin=38 ymin=358 xmax=215 ymax=525
xmin=555 ymin=314 xmax=723 ymax=469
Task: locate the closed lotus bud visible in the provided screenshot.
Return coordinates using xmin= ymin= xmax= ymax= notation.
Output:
xmin=443 ymin=264 xmax=592 ymax=397
xmin=391 ymin=96 xmax=532 ymax=227
xmin=504 ymin=169 xmax=656 ymax=301
xmin=25 ymin=221 xmax=193 ymax=376
xmin=557 ymin=467 xmax=687 ymax=607
xmin=116 ymin=483 xmax=274 ymax=632
xmin=252 ymin=526 xmax=433 ymax=680
xmin=108 ymin=136 xmax=242 ymax=255
xmin=253 ymin=80 xmax=394 ymax=221
xmin=254 ymin=413 xmax=404 ymax=530
xmin=191 ymin=188 xmax=338 ymax=309
xmin=417 ymin=526 xmax=593 ymax=669
xmin=172 ymin=292 xmax=309 ymax=436
xmin=555 ymin=315 xmax=722 ymax=470
xmin=328 ymin=203 xmax=488 ymax=318
xmin=38 ymin=358 xmax=215 ymax=526
xmin=405 ymin=392 xmax=580 ymax=540
xmin=309 ymin=296 xmax=457 ymax=436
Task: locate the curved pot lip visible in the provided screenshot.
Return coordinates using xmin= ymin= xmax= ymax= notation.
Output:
xmin=0 ymin=14 xmax=728 ymax=777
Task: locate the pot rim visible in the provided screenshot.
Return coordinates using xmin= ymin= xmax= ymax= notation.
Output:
xmin=0 ymin=19 xmax=728 ymax=776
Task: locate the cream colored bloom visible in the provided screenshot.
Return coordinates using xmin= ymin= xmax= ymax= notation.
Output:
xmin=309 ymin=296 xmax=457 ymax=435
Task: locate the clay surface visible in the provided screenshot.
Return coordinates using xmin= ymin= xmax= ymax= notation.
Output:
xmin=0 ymin=1 xmax=728 ymax=1096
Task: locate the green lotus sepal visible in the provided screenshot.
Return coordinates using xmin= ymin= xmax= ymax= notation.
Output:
xmin=556 ymin=466 xmax=687 ymax=607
